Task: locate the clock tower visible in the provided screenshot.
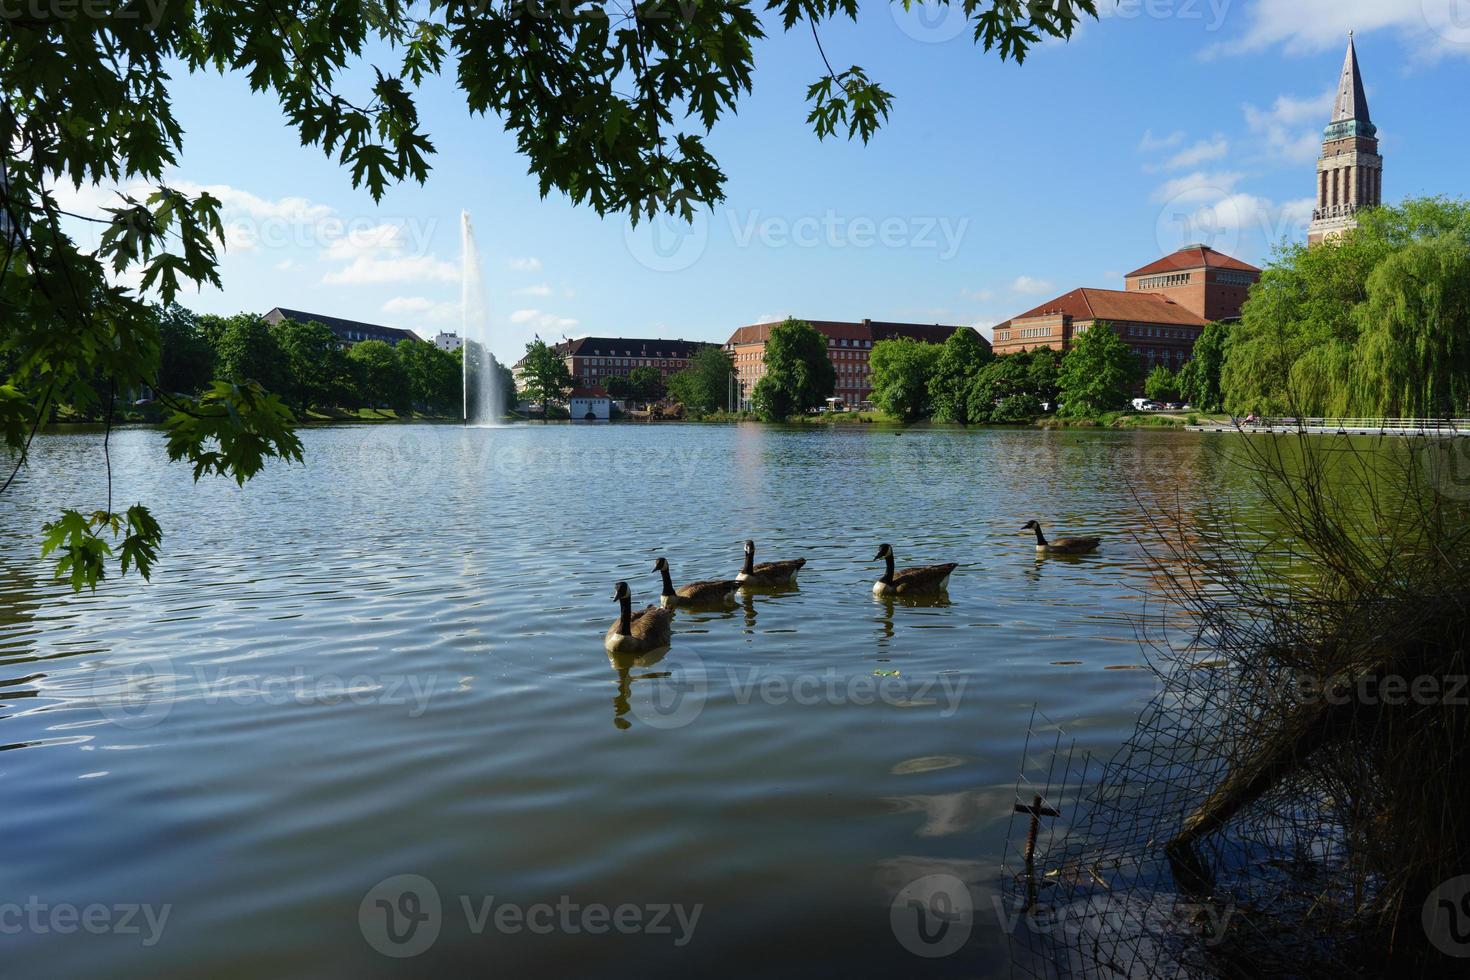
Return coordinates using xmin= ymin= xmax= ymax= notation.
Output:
xmin=1308 ymin=33 xmax=1382 ymax=246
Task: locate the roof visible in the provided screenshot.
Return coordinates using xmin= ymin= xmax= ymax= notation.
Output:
xmin=569 ymin=387 xmax=610 ymax=399
xmin=1125 ymin=246 xmax=1262 ymax=279
xmin=557 ymin=337 xmax=714 ymax=359
xmin=1332 ymin=33 xmax=1371 ymax=125
xmin=264 ymin=308 xmax=420 ymax=343
xmin=1000 ymin=288 xmax=1209 ymax=329
xmin=725 ymin=319 xmax=980 ymax=347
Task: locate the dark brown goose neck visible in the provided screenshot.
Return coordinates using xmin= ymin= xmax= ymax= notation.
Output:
xmin=1031 ymin=524 xmax=1048 ymax=546
xmin=618 ymin=593 xmax=633 ymax=635
xmin=658 ymin=564 xmax=675 ymax=597
xmin=742 ymin=548 xmax=754 ymax=576
xmin=881 ymin=553 xmax=895 ymax=584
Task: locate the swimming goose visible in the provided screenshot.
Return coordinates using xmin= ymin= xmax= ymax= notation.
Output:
xmin=1023 ymin=520 xmax=1100 ymax=555
xmin=872 ymin=544 xmax=958 ymax=595
xmin=735 ymin=539 xmax=806 ymax=586
xmin=653 ymin=557 xmax=739 ymax=608
xmin=604 ymin=581 xmax=673 ymax=655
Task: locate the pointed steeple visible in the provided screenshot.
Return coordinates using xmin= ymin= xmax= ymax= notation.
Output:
xmin=1326 ymin=32 xmax=1376 ymax=139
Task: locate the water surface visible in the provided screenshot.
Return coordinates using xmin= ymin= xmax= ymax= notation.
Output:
xmin=0 ymin=423 xmax=1254 ymax=977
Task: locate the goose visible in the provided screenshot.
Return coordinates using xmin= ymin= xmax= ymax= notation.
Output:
xmin=872 ymin=543 xmax=958 ymax=595
xmin=604 ymin=581 xmax=673 ymax=655
xmin=653 ymin=557 xmax=739 ymax=608
xmin=735 ymin=539 xmax=805 ymax=587
xmin=1022 ymin=520 xmax=1100 ymax=555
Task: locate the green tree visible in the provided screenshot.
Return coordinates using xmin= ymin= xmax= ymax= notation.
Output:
xmin=1177 ymin=321 xmax=1229 ymax=411
xmin=273 ymin=319 xmax=350 ymax=412
xmin=1027 ymin=347 xmax=1062 ymax=408
xmin=1057 ymin=324 xmax=1140 ymax=417
xmin=870 ymin=337 xmax=941 ymax=423
xmin=667 ymin=346 xmax=735 ymax=417
xmin=154 ymin=304 xmax=214 ymax=396
xmin=1351 ymin=235 xmax=1470 ymax=418
xmin=604 ymin=375 xmax=634 ymax=401
xmin=213 ymin=314 xmax=283 ymax=391
xmin=518 ymin=340 xmax=574 ymax=415
xmin=1 ymin=0 xmax=1100 ymax=588
xmin=965 ymin=352 xmax=1036 ymax=424
xmin=928 ymin=328 xmax=991 ymax=424
xmin=348 ymin=341 xmax=411 ymax=414
xmin=396 ymin=339 xmax=460 ymax=415
xmin=751 ymin=318 xmax=835 ymax=422
xmin=1144 ymin=365 xmax=1179 ymax=404
xmin=627 ymin=365 xmax=666 ymax=404
xmin=1221 ymin=197 xmax=1470 ymax=416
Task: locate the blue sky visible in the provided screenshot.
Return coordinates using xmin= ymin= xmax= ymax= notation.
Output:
xmin=62 ymin=0 xmax=1470 ymax=362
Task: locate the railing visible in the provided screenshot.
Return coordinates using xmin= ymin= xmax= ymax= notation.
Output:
xmin=1227 ymin=417 xmax=1470 ymax=435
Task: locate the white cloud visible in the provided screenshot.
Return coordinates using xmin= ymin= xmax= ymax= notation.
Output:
xmin=754 ymin=313 xmax=788 ymax=324
xmin=514 ymin=283 xmax=553 ymax=297
xmin=323 ymin=253 xmax=458 ymax=285
xmin=319 ymin=222 xmax=457 ymax=285
xmin=961 ymin=287 xmax=994 ymax=302
xmin=383 ymin=296 xmax=460 ymax=324
xmin=508 ymin=257 xmax=543 ymax=272
xmin=172 ymin=182 xmax=333 ymax=224
xmin=274 ymin=259 xmax=296 ymax=271
xmin=1210 ymin=1 xmax=1470 ymax=60
xmin=509 ymin=309 xmax=580 ymax=332
xmin=1139 ymin=129 xmax=1187 ymax=152
xmin=1160 ymin=135 xmax=1230 ymax=171
xmin=1010 ymin=276 xmax=1054 ymax=295
xmin=1243 ymin=89 xmax=1335 ymax=164
xmin=1153 ymin=170 xmax=1244 ymax=203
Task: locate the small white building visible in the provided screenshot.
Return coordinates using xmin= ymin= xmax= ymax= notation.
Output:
xmin=434 ymin=332 xmax=463 ymax=352
xmin=569 ymin=387 xmax=612 ymax=421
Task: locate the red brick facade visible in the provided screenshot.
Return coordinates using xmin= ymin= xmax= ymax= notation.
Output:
xmin=725 ymin=319 xmax=980 ymax=410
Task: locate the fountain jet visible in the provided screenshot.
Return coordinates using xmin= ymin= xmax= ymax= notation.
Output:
xmin=461 ymin=211 xmax=505 ymax=425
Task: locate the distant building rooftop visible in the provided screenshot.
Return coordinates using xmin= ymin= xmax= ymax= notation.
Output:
xmin=263 ymin=308 xmax=420 ymax=345
xmin=1125 ymin=245 xmax=1261 ymax=280
xmin=999 ymin=288 xmax=1209 ymax=330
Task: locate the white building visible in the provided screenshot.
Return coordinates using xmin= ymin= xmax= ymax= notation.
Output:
xmin=569 ymin=387 xmax=612 ymax=421
xmin=434 ymin=332 xmax=463 ymax=352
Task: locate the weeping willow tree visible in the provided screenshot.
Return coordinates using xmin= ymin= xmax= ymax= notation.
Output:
xmin=1351 ymin=236 xmax=1470 ymax=418
xmin=1221 ymin=197 xmax=1470 ymax=417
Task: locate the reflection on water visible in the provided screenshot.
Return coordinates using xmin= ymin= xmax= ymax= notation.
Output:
xmin=0 ymin=423 xmax=1267 ymax=977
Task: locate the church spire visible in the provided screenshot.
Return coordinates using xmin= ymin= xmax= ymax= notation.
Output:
xmin=1327 ymin=32 xmax=1375 ymax=138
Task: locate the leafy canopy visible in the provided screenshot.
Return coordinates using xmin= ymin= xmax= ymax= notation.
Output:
xmin=1057 ymin=323 xmax=1141 ymax=417
xmin=870 ymin=336 xmax=942 ymax=424
xmin=1222 ymin=197 xmax=1470 ymax=416
xmin=2 ymin=0 xmax=1099 ymax=588
xmin=518 ymin=339 xmax=575 ymax=412
xmin=751 ymin=318 xmax=835 ymax=421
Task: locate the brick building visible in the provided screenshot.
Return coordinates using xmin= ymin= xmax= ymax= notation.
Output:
xmin=527 ymin=337 xmax=716 ymax=390
xmin=991 ymin=245 xmax=1261 ymax=373
xmin=1308 ymin=33 xmax=1383 ymax=247
xmin=725 ymin=319 xmax=978 ymax=410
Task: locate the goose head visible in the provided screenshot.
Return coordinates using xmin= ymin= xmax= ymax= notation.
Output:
xmin=743 ymin=539 xmax=755 ymax=555
xmin=873 ymin=544 xmax=893 ymax=561
xmin=1021 ymin=520 xmax=1040 ymax=533
xmin=652 ymin=557 xmax=670 ymax=573
xmin=613 ymin=581 xmax=631 ymax=602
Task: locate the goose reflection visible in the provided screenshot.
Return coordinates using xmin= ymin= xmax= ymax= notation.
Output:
xmin=736 ymin=582 xmax=800 ymax=634
xmin=607 ymin=647 xmax=671 ymax=731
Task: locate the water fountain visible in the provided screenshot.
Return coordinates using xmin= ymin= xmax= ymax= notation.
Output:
xmin=461 ymin=210 xmax=505 ymax=425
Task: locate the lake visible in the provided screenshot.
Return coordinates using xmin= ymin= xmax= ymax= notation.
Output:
xmin=0 ymin=422 xmax=1259 ymax=977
